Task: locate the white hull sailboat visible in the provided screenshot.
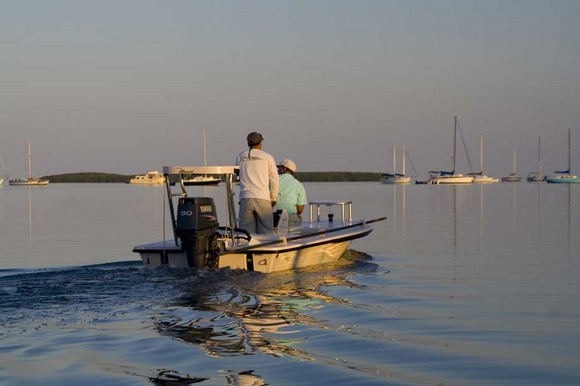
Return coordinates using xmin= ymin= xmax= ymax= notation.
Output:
xmin=527 ymin=136 xmax=546 ymax=182
xmin=133 ymin=165 xmax=385 ymax=273
xmin=471 ymin=133 xmax=499 ymax=183
xmin=546 ymin=128 xmax=580 ymax=183
xmin=183 ymin=129 xmax=220 ymax=186
xmin=8 ymin=142 xmax=49 ymax=186
xmin=502 ymin=146 xmax=522 ymax=182
xmin=382 ymin=143 xmax=412 ymax=184
xmin=427 ymin=116 xmax=474 ymax=184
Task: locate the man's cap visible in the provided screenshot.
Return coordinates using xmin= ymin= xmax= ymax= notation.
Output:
xmin=247 ymin=132 xmax=263 ymax=146
xmin=279 ymin=159 xmax=297 ymax=173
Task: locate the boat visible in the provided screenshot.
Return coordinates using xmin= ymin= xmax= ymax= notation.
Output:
xmin=183 ymin=129 xmax=220 ymax=186
xmin=133 ymin=165 xmax=386 ymax=273
xmin=382 ymin=143 xmax=412 ymax=184
xmin=501 ymin=146 xmax=522 ymax=182
xmin=8 ymin=142 xmax=49 ymax=186
xmin=527 ymin=136 xmax=547 ymax=182
xmin=0 ymin=154 xmax=7 ymax=185
xmin=128 ymin=171 xmax=166 ymax=184
xmin=546 ymin=128 xmax=580 ymax=183
xmin=426 ymin=116 xmax=474 ymax=184
xmin=470 ymin=133 xmax=499 ymax=183
xmin=182 ymin=175 xmax=221 ymax=186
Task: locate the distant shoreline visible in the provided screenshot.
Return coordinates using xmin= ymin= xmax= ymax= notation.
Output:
xmin=40 ymin=171 xmax=383 ymax=183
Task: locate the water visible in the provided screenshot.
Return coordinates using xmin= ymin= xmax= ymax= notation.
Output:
xmin=1 ymin=182 xmax=579 ymax=385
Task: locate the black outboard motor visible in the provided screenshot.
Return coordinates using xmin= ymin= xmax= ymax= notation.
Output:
xmin=176 ymin=197 xmax=219 ymax=267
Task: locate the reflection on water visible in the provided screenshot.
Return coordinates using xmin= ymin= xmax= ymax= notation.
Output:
xmin=155 ymin=251 xmax=376 ymax=363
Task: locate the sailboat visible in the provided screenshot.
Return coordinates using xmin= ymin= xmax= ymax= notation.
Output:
xmin=501 ymin=146 xmax=522 ymax=182
xmin=382 ymin=142 xmax=412 ymax=184
xmin=427 ymin=116 xmax=474 ymax=184
xmin=471 ymin=133 xmax=499 ymax=183
xmin=8 ymin=142 xmax=49 ymax=186
xmin=546 ymin=128 xmax=580 ymax=183
xmin=0 ymin=154 xmax=6 ymax=186
xmin=183 ymin=129 xmax=221 ymax=186
xmin=527 ymin=136 xmax=546 ymax=182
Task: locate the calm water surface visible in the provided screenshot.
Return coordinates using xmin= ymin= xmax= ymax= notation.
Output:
xmin=0 ymin=182 xmax=579 ymax=385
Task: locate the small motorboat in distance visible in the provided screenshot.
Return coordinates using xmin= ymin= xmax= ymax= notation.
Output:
xmin=133 ymin=165 xmax=386 ymax=273
xmin=128 ymin=171 xmax=165 ymax=184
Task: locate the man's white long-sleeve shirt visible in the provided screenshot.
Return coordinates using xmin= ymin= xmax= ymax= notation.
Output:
xmin=235 ymin=148 xmax=279 ymax=202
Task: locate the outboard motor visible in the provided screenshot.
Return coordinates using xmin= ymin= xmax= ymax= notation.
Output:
xmin=176 ymin=197 xmax=219 ymax=267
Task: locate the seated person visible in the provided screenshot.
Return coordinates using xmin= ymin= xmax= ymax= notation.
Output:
xmin=274 ymin=159 xmax=307 ymax=225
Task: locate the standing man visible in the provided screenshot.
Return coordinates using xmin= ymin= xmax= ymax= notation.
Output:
xmin=275 ymin=159 xmax=307 ymax=225
xmin=235 ymin=132 xmax=279 ymax=234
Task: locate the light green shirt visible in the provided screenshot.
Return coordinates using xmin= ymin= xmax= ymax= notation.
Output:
xmin=275 ymin=173 xmax=307 ymax=214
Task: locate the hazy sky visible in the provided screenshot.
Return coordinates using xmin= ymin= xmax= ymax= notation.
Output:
xmin=2 ymin=0 xmax=579 ymax=177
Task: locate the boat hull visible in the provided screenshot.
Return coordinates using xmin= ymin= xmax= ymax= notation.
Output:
xmin=472 ymin=175 xmax=499 ymax=183
xmin=501 ymin=175 xmax=522 ymax=182
xmin=134 ymin=223 xmax=372 ymax=273
xmin=9 ymin=179 xmax=49 ymax=186
xmin=527 ymin=173 xmax=546 ymax=182
xmin=182 ymin=177 xmax=220 ymax=186
xmin=546 ymin=175 xmax=580 ymax=183
xmin=428 ymin=175 xmax=474 ymax=184
xmin=382 ymin=176 xmax=412 ymax=184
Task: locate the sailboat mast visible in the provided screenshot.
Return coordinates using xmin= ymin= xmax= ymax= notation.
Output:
xmin=568 ymin=128 xmax=571 ymax=172
xmin=402 ymin=144 xmax=407 ymax=175
xmin=480 ymin=133 xmax=484 ymax=174
xmin=453 ymin=116 xmax=458 ymax=173
xmin=537 ymin=136 xmax=542 ymax=175
xmin=513 ymin=146 xmax=517 ymax=174
xmin=392 ymin=142 xmax=396 ymax=174
xmin=203 ymin=128 xmax=208 ymax=166
xmin=28 ymin=141 xmax=32 ymax=179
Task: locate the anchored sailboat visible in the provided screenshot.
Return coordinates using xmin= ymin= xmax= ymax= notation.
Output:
xmin=471 ymin=133 xmax=499 ymax=183
xmin=501 ymin=146 xmax=522 ymax=182
xmin=427 ymin=116 xmax=474 ymax=184
xmin=382 ymin=142 xmax=412 ymax=184
xmin=527 ymin=136 xmax=546 ymax=182
xmin=546 ymin=128 xmax=580 ymax=183
xmin=8 ymin=142 xmax=49 ymax=186
xmin=183 ymin=129 xmax=221 ymax=186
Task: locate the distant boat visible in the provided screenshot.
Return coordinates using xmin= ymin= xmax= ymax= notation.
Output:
xmin=128 ymin=171 xmax=165 ymax=184
xmin=527 ymin=136 xmax=546 ymax=182
xmin=427 ymin=116 xmax=474 ymax=184
xmin=546 ymin=128 xmax=580 ymax=183
xmin=8 ymin=142 xmax=49 ymax=186
xmin=0 ymin=154 xmax=7 ymax=185
xmin=471 ymin=133 xmax=499 ymax=183
xmin=183 ymin=129 xmax=221 ymax=186
xmin=501 ymin=146 xmax=522 ymax=182
xmin=382 ymin=142 xmax=412 ymax=184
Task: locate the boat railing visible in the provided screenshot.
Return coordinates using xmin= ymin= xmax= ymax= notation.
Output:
xmin=309 ymin=200 xmax=352 ymax=223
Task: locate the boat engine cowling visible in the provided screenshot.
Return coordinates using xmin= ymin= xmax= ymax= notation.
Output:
xmin=176 ymin=197 xmax=219 ymax=267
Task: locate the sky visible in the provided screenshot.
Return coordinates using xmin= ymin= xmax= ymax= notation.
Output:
xmin=1 ymin=0 xmax=579 ymax=177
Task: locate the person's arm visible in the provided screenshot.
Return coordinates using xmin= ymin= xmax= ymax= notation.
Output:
xmin=296 ymin=182 xmax=307 ymax=215
xmin=268 ymin=155 xmax=279 ymax=206
xmin=296 ymin=204 xmax=304 ymax=216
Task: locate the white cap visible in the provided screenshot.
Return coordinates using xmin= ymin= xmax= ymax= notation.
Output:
xmin=279 ymin=159 xmax=297 ymax=173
